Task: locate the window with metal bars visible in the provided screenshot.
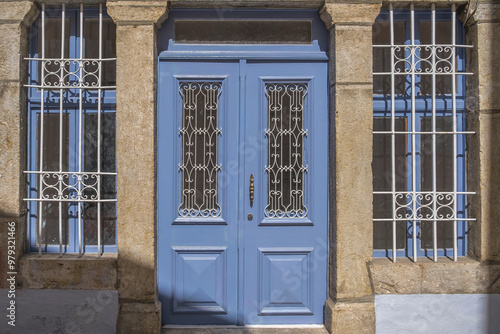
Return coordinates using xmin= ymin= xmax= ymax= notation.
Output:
xmin=25 ymin=3 xmax=117 ymax=256
xmin=372 ymin=4 xmax=475 ymax=262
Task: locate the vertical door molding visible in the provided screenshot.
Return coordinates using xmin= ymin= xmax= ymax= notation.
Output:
xmin=320 ymin=2 xmax=381 ymax=333
xmin=107 ymin=1 xmax=168 ymax=333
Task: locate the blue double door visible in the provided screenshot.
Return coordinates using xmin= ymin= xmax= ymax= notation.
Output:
xmin=158 ymin=59 xmax=328 ymax=325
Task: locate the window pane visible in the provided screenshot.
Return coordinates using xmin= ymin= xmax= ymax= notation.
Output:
xmin=38 ymin=17 xmax=70 ymax=86
xmin=83 ymin=113 xmax=116 ymax=245
xmin=373 ymin=117 xmax=407 ymax=192
xmin=373 ymin=20 xmax=406 ymax=95
xmin=179 ymin=82 xmax=222 ymax=218
xmin=420 ymin=117 xmax=454 ymax=192
xmin=37 ymin=113 xmax=69 ymax=245
xmin=419 ymin=21 xmax=453 ymax=96
xmin=373 ymin=117 xmax=407 ymax=250
xmin=175 ymin=20 xmax=312 ymax=44
xmin=84 ymin=17 xmax=116 ymax=86
xmin=264 ymin=83 xmax=308 ymax=219
xmin=420 ymin=117 xmax=454 ymax=250
xmin=374 ymin=221 xmax=407 ymax=250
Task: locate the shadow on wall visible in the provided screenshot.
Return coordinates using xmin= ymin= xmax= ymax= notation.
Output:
xmin=0 ymin=288 xmax=118 ymax=334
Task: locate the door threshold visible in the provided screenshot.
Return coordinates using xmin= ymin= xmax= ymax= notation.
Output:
xmin=162 ymin=324 xmax=328 ymax=334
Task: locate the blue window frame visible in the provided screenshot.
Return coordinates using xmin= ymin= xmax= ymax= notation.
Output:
xmin=372 ymin=5 xmax=474 ymax=261
xmin=25 ymin=4 xmax=117 ymax=255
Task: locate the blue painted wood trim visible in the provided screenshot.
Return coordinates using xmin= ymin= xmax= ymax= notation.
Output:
xmin=159 ymin=50 xmax=328 ymax=61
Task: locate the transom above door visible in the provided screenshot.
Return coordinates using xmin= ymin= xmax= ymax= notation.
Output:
xmin=157 ymin=9 xmax=329 ymax=327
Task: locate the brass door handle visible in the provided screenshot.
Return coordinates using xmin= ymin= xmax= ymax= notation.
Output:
xmin=249 ymin=174 xmax=254 ymax=208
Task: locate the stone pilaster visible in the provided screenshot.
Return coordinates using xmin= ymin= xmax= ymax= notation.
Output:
xmin=465 ymin=1 xmax=500 ymax=262
xmin=320 ymin=1 xmax=381 ymax=333
xmin=107 ymin=1 xmax=168 ymax=333
xmin=0 ymin=0 xmax=37 ymax=288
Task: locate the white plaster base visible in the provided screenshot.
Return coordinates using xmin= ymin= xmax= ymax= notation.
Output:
xmin=375 ymin=294 xmax=500 ymax=334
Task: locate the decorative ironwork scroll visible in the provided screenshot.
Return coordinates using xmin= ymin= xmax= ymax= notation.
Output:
xmin=178 ymin=82 xmax=222 ymax=218
xmin=264 ymin=83 xmax=308 ymax=218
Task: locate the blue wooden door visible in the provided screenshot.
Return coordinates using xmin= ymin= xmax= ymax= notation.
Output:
xmin=158 ymin=60 xmax=328 ymax=325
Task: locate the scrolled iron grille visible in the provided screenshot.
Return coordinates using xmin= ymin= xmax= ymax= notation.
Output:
xmin=264 ymin=83 xmax=308 ymax=219
xmin=23 ymin=4 xmax=117 ymax=256
xmin=372 ymin=4 xmax=475 ymax=263
xmin=178 ymin=82 xmax=222 ymax=218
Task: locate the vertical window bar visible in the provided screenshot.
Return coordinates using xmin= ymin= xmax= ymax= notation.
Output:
xmin=38 ymin=3 xmax=46 ymax=257
xmin=97 ymin=3 xmax=103 ymax=257
xmin=78 ymin=3 xmax=83 ymax=257
xmin=431 ymin=4 xmax=437 ymax=262
xmin=410 ymin=4 xmax=417 ymax=262
xmin=58 ymin=3 xmax=66 ymax=256
xmin=390 ymin=4 xmax=397 ymax=263
xmin=452 ymin=4 xmax=458 ymax=261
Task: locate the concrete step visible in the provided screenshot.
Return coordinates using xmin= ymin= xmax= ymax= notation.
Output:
xmin=162 ymin=326 xmax=329 ymax=334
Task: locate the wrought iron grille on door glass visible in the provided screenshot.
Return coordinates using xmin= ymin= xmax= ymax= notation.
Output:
xmin=264 ymin=83 xmax=308 ymax=219
xmin=25 ymin=3 xmax=117 ymax=256
xmin=372 ymin=4 xmax=474 ymax=262
xmin=178 ymin=82 xmax=222 ymax=218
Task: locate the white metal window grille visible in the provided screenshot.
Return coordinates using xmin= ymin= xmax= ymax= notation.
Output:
xmin=264 ymin=83 xmax=308 ymax=219
xmin=372 ymin=4 xmax=475 ymax=262
xmin=178 ymin=82 xmax=222 ymax=218
xmin=24 ymin=3 xmax=117 ymax=257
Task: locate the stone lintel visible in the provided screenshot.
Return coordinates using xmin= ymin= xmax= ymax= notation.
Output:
xmin=18 ymin=253 xmax=118 ymax=290
xmin=320 ymin=2 xmax=381 ymax=29
xmin=107 ymin=0 xmax=168 ymax=26
xmin=171 ymin=0 xmax=325 ymax=9
xmin=324 ymin=297 xmax=375 ymax=334
xmin=369 ymin=257 xmax=500 ymax=294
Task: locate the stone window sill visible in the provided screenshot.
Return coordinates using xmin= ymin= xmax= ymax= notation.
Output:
xmin=18 ymin=253 xmax=118 ymax=290
xmin=369 ymin=257 xmax=500 ymax=295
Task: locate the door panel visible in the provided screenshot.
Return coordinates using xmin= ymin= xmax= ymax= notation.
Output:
xmin=158 ymin=61 xmax=240 ymax=325
xmin=158 ymin=60 xmax=328 ymax=326
xmin=243 ymin=62 xmax=328 ymax=324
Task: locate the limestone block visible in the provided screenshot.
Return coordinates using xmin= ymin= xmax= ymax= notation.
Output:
xmin=476 ymin=23 xmax=500 ymax=111
xmin=18 ymin=254 xmax=118 ymax=290
xmin=0 ymin=24 xmax=24 ymax=81
xmin=0 ymin=82 xmax=24 ymax=217
xmin=117 ymin=301 xmax=161 ymax=334
xmin=370 ymin=257 xmax=500 ymax=295
xmin=324 ymin=297 xmax=375 ymax=334
xmin=477 ymin=112 xmax=500 ymax=260
xmin=0 ymin=1 xmax=37 ymax=24
xmin=332 ymin=85 xmax=374 ymax=299
xmin=332 ymin=25 xmax=374 ymax=84
xmin=114 ymin=23 xmax=157 ymax=301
